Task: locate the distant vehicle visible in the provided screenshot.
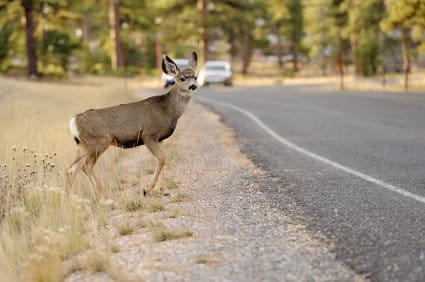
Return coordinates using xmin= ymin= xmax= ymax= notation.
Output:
xmin=198 ymin=61 xmax=233 ymax=86
xmin=162 ymin=58 xmax=189 ymax=88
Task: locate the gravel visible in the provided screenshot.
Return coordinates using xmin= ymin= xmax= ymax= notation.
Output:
xmin=66 ymin=89 xmax=364 ymax=282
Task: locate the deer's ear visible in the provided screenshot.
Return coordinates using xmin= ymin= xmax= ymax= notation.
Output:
xmin=162 ymin=55 xmax=179 ymax=76
xmin=189 ymin=51 xmax=198 ymax=70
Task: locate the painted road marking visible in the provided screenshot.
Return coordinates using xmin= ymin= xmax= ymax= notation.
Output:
xmin=197 ymin=96 xmax=425 ymax=205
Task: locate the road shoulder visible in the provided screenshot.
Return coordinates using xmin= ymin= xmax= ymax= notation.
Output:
xmin=66 ymin=90 xmax=363 ymax=281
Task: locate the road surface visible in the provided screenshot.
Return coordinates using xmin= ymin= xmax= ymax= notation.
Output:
xmin=196 ymin=84 xmax=425 ymax=281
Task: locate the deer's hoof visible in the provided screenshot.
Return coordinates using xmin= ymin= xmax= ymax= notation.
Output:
xmin=163 ymin=192 xmax=170 ymax=197
xmin=143 ymin=189 xmax=147 ymax=196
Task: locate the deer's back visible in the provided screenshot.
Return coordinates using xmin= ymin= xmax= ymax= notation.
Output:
xmin=75 ymin=96 xmax=178 ymax=148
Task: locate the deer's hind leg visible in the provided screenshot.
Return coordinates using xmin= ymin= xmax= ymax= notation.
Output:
xmin=82 ymin=147 xmax=109 ymax=197
xmin=65 ymin=148 xmax=88 ymax=196
xmin=143 ymin=139 xmax=167 ymax=196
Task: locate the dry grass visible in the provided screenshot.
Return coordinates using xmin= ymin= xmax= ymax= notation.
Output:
xmin=117 ymin=222 xmax=134 ymax=236
xmin=85 ymin=249 xmax=111 ymax=272
xmin=124 ymin=198 xmax=144 ymax=212
xmin=150 ymin=222 xmax=193 ymax=242
xmin=145 ymin=200 xmax=165 ymax=213
xmin=164 ymin=209 xmax=185 ymax=219
xmin=164 ymin=177 xmax=179 ymax=190
xmin=163 ymin=143 xmax=182 ymax=165
xmin=193 ymin=254 xmax=219 ymax=265
xmin=110 ymin=245 xmax=120 ymax=253
xmin=143 ymin=158 xmax=156 ymax=175
xmin=0 ymin=76 xmax=196 ymax=280
xmin=0 ymin=76 xmax=131 ymax=281
xmin=170 ymin=193 xmax=192 ymax=203
xmin=82 ymin=248 xmax=128 ymax=280
xmin=138 ymin=220 xmax=149 ymax=229
xmin=144 ymin=167 xmax=155 ymax=175
xmin=123 ymin=197 xmax=165 ymax=216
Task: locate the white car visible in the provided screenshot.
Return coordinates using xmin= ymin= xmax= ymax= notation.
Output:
xmin=161 ymin=58 xmax=189 ymax=88
xmin=199 ymin=61 xmax=233 ymax=86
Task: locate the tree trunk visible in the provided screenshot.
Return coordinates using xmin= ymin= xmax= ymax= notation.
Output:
xmin=155 ymin=32 xmax=161 ymax=74
xmin=321 ymin=59 xmax=327 ymax=76
xmin=275 ymin=25 xmax=283 ymax=69
xmin=21 ymin=0 xmax=37 ymax=77
xmin=109 ymin=0 xmax=124 ymax=70
xmin=241 ymin=30 xmax=251 ymax=75
xmin=81 ymin=15 xmax=90 ymax=43
xmin=227 ymin=32 xmax=237 ymax=65
xmin=351 ymin=34 xmax=361 ymax=76
xmin=292 ymin=44 xmax=298 ymax=72
xmin=197 ymin=0 xmax=208 ymax=65
xmin=401 ymin=28 xmax=410 ymax=91
xmin=337 ymin=37 xmax=345 ymax=90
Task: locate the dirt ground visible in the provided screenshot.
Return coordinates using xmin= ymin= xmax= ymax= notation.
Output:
xmin=65 ymin=88 xmax=364 ymax=281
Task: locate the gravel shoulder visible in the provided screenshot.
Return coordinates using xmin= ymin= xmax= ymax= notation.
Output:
xmin=66 ymin=88 xmax=363 ymax=281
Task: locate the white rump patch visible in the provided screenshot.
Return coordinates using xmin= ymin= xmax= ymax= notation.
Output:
xmin=69 ymin=117 xmax=80 ymax=139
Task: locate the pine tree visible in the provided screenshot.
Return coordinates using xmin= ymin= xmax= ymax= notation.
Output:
xmin=21 ymin=0 xmax=37 ymax=77
xmin=381 ymin=0 xmax=425 ymax=90
xmin=346 ymin=0 xmax=385 ymax=76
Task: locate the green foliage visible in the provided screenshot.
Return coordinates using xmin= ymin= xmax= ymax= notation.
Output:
xmin=381 ymin=0 xmax=425 ymax=31
xmin=267 ymin=0 xmax=304 ymax=71
xmin=356 ymin=29 xmax=381 ymax=75
xmin=0 ymin=0 xmax=424 ymax=77
xmin=303 ymin=0 xmax=332 ymax=58
xmin=42 ymin=30 xmax=81 ymax=71
xmin=381 ymin=0 xmax=425 ymax=52
xmin=0 ymin=23 xmax=13 ymax=62
xmin=77 ymin=50 xmax=111 ymax=75
xmin=345 ymin=0 xmax=385 ymax=76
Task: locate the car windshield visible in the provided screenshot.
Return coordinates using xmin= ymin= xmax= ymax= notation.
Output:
xmin=173 ymin=59 xmax=188 ymax=69
xmin=177 ymin=63 xmax=188 ymax=69
xmin=206 ymin=65 xmax=226 ymax=71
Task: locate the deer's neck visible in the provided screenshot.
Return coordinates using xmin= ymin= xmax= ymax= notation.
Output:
xmin=164 ymin=86 xmax=192 ymax=119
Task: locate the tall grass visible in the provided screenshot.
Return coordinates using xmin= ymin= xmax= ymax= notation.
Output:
xmin=0 ymin=76 xmax=131 ymax=281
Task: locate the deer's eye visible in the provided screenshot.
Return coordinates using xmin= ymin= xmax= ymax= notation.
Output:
xmin=180 ymin=77 xmax=186 ymax=82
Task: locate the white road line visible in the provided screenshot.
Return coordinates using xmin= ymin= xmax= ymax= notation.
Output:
xmin=197 ymin=96 xmax=425 ymax=205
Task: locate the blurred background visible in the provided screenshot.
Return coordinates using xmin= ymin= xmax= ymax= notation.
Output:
xmin=0 ymin=0 xmax=424 ymax=89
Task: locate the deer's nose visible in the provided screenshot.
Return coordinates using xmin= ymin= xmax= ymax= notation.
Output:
xmin=189 ymin=84 xmax=197 ymax=91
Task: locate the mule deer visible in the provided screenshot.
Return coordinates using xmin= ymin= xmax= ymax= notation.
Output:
xmin=66 ymin=51 xmax=198 ymax=196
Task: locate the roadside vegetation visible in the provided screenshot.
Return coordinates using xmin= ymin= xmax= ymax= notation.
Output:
xmin=0 ymin=1 xmax=424 ymax=90
xmin=0 ymin=76 xmax=193 ymax=281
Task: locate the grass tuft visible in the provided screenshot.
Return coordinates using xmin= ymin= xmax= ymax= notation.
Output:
xmin=117 ymin=222 xmax=134 ymax=236
xmin=143 ymin=159 xmax=156 ymax=175
xmin=193 ymin=254 xmax=219 ymax=265
xmin=146 ymin=201 xmax=165 ymax=213
xmin=111 ymin=245 xmax=120 ymax=253
xmin=138 ymin=220 xmax=148 ymax=228
xmin=144 ymin=167 xmax=155 ymax=175
xmin=164 ymin=177 xmax=179 ymax=190
xmin=164 ymin=209 xmax=184 ymax=219
xmin=123 ymin=197 xmax=164 ymax=213
xmin=86 ymin=250 xmax=110 ymax=273
xmin=124 ymin=198 xmax=144 ymax=212
xmin=170 ymin=193 xmax=192 ymax=203
xmin=151 ymin=223 xmax=193 ymax=242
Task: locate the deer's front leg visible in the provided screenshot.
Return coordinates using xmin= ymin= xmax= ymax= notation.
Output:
xmin=143 ymin=139 xmax=167 ymax=196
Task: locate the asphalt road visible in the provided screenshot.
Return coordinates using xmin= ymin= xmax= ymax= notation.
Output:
xmin=196 ymin=84 xmax=425 ymax=281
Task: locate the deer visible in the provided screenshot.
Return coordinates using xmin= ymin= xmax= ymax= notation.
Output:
xmin=65 ymin=51 xmax=198 ymax=197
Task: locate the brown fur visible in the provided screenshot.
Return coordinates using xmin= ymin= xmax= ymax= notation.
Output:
xmin=66 ymin=51 xmax=198 ymax=197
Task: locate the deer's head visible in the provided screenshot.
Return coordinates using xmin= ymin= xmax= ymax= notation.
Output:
xmin=162 ymin=51 xmax=198 ymax=94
